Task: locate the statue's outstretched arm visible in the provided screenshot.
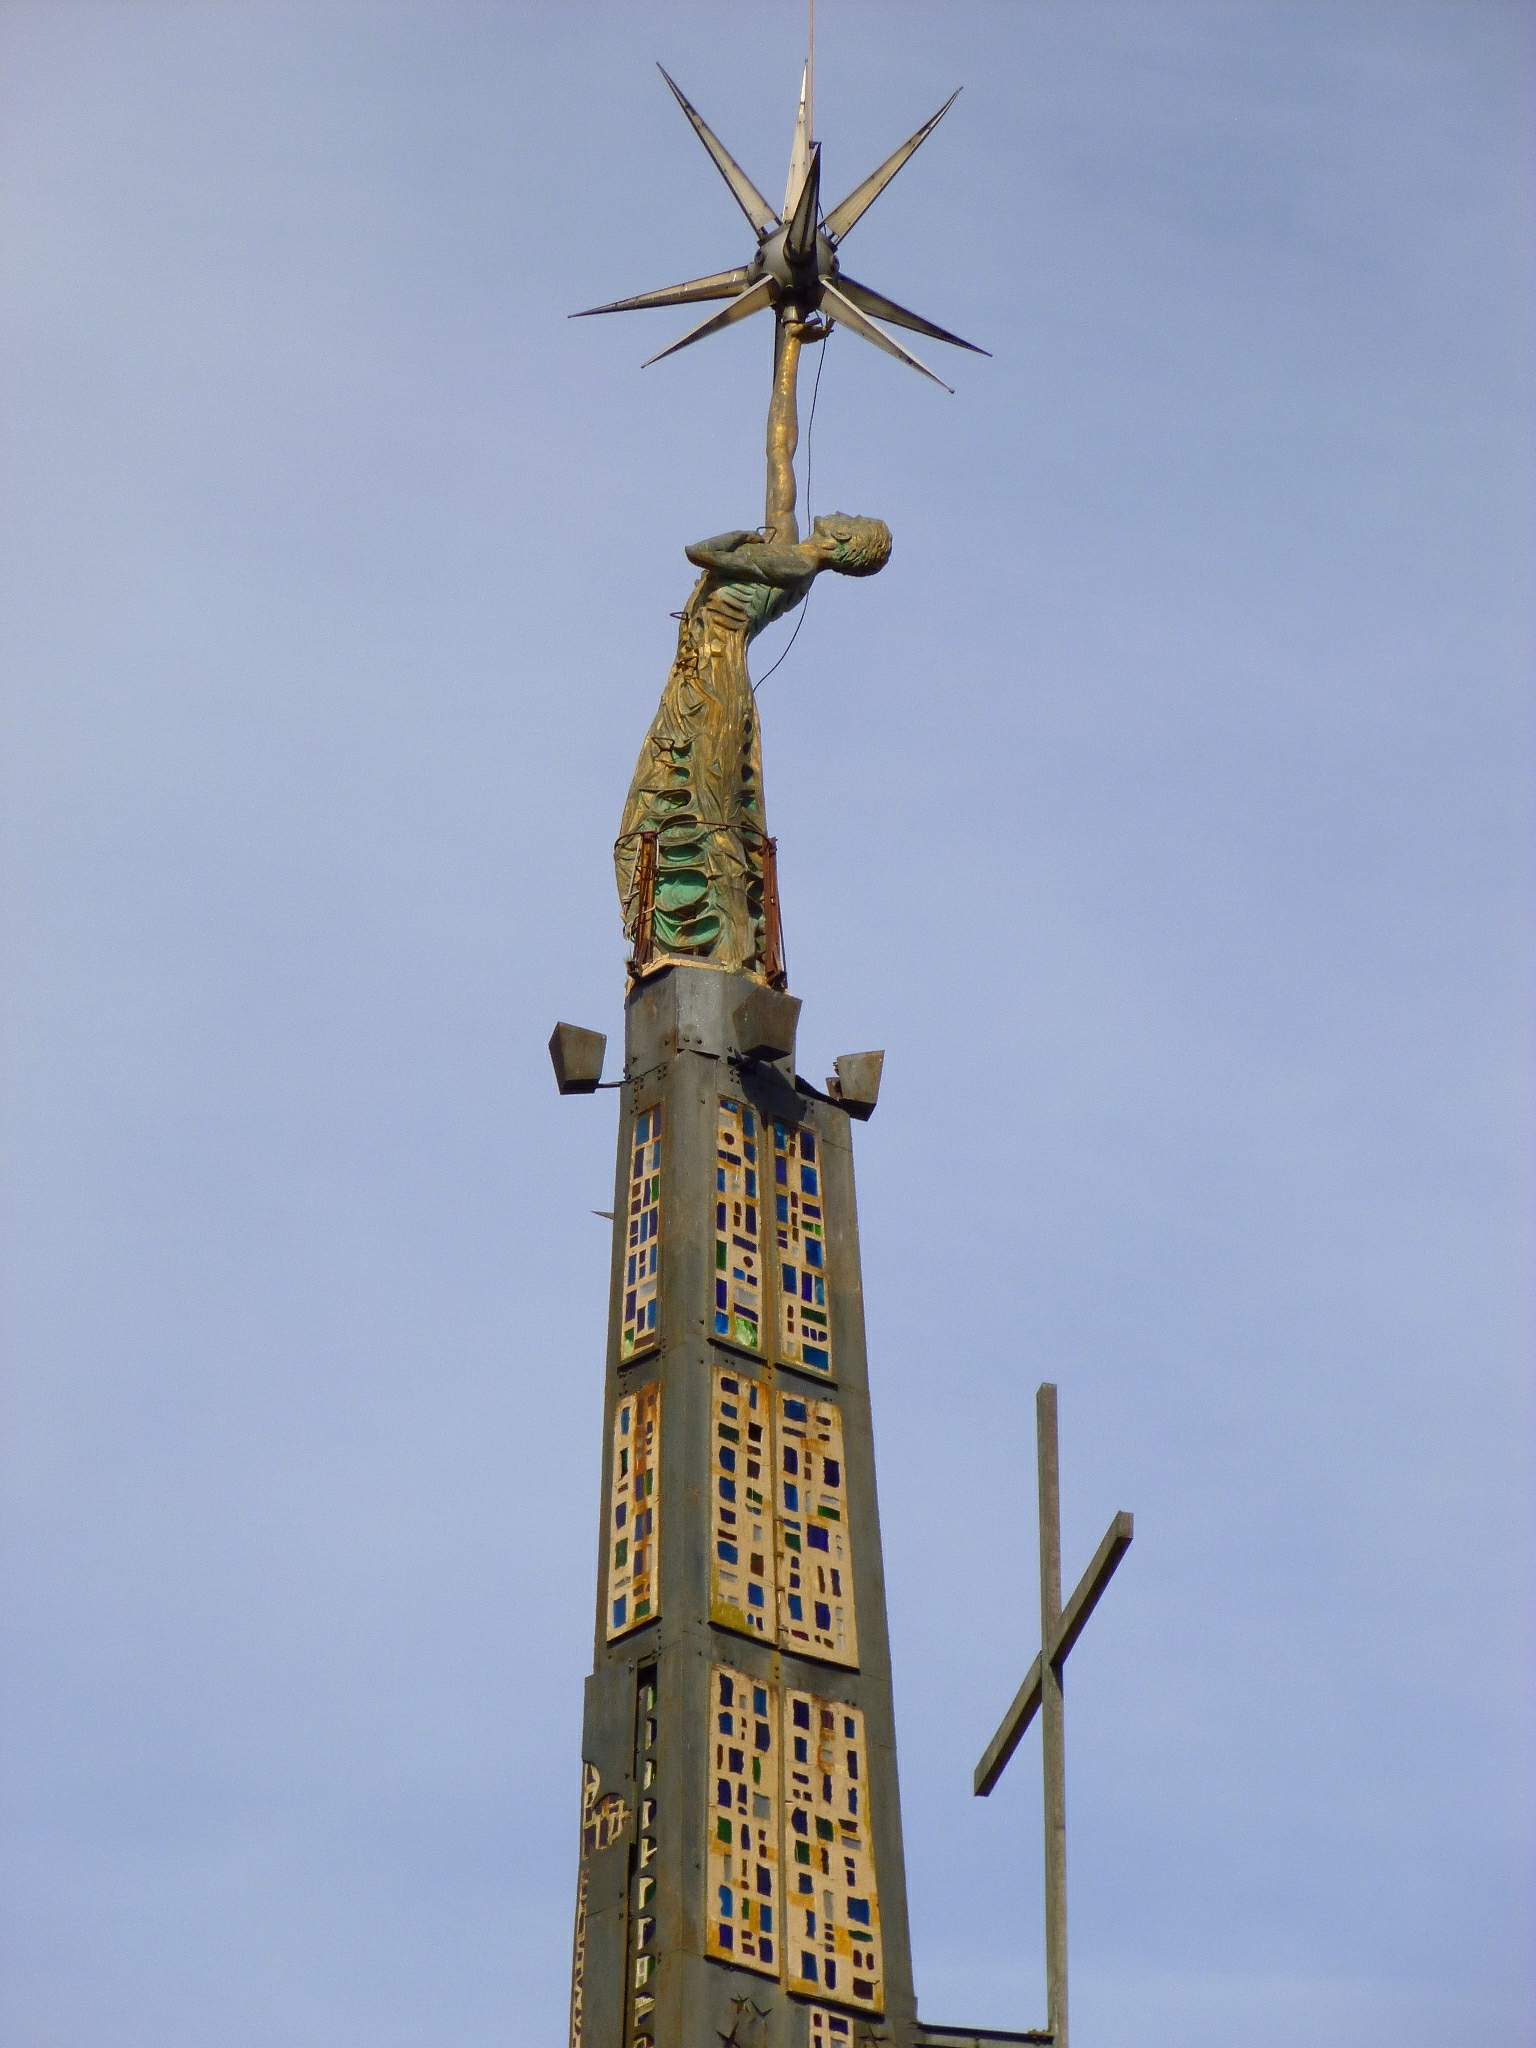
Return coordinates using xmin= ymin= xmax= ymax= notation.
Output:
xmin=686 ymin=533 xmax=816 ymax=586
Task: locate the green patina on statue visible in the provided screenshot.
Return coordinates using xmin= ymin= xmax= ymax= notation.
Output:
xmin=614 ymin=322 xmax=891 ymax=977
xmin=614 ymin=507 xmax=890 ymax=976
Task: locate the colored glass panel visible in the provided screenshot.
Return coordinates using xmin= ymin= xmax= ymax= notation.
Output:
xmin=568 ymin=1860 xmax=588 ymax=2048
xmin=783 ymin=1694 xmax=883 ymax=2013
xmin=715 ymin=1098 xmax=763 ymax=1350
xmin=569 ymin=1762 xmax=630 ymax=2048
xmin=627 ymin=1669 xmax=660 ymax=2043
xmin=773 ymin=1120 xmax=831 ymax=1373
xmin=606 ymin=1381 xmax=660 ymax=1642
xmin=622 ymin=1106 xmax=663 ymax=1358
xmin=710 ymin=1369 xmax=776 ymax=1640
xmin=776 ymin=1393 xmax=858 ymax=1667
xmin=705 ymin=1666 xmax=781 ymax=1978
xmin=807 ymin=2010 xmax=855 ymax=2048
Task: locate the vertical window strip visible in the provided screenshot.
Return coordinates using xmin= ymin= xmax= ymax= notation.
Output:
xmin=622 ymin=1106 xmax=663 ymax=1358
xmin=783 ymin=1693 xmax=883 ymax=2013
xmin=627 ymin=1671 xmax=660 ymax=2044
xmin=568 ymin=1861 xmax=587 ymax=2048
xmin=776 ymin=1393 xmax=858 ymax=1668
xmin=705 ymin=1665 xmax=780 ymax=1978
xmin=570 ymin=1763 xmax=630 ymax=2048
xmin=606 ymin=1382 xmax=661 ymax=1641
xmin=807 ymin=2010 xmax=856 ymax=2048
xmin=715 ymin=1099 xmax=763 ymax=1350
xmin=709 ymin=1370 xmax=777 ymax=1639
xmin=773 ymin=1120 xmax=831 ymax=1373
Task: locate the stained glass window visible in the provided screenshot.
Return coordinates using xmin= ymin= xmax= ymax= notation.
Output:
xmin=606 ymin=1381 xmax=660 ymax=1641
xmin=773 ymin=1120 xmax=831 ymax=1373
xmin=627 ymin=1668 xmax=660 ymax=2042
xmin=715 ymin=1099 xmax=763 ymax=1350
xmin=711 ymin=1374 xmax=859 ymax=1666
xmin=622 ymin=1106 xmax=663 ymax=1358
xmin=568 ymin=1857 xmax=588 ymax=2048
xmin=776 ymin=1394 xmax=858 ymax=1668
xmin=705 ymin=1665 xmax=781 ymax=1979
xmin=783 ymin=1693 xmax=882 ymax=2012
xmin=702 ymin=1672 xmax=883 ymax=2014
xmin=807 ymin=2010 xmax=855 ymax=2048
xmin=709 ymin=1369 xmax=776 ymax=1639
xmin=569 ymin=1762 xmax=630 ymax=2048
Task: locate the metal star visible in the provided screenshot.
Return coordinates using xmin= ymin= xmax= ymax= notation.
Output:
xmin=573 ymin=62 xmax=987 ymax=393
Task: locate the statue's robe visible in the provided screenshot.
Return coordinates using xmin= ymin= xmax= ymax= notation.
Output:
xmin=616 ymin=533 xmax=813 ymax=977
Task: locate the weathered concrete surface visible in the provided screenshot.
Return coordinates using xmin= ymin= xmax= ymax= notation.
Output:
xmin=566 ymin=963 xmax=920 ymax=2047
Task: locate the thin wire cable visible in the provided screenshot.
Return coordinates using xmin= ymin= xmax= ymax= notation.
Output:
xmin=753 ymin=332 xmax=829 ymax=694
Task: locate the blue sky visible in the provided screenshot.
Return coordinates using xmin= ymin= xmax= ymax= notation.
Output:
xmin=2 ymin=4 xmax=1531 ymax=2043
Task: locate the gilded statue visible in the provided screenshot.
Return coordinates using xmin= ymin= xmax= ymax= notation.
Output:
xmin=614 ymin=321 xmax=891 ymax=977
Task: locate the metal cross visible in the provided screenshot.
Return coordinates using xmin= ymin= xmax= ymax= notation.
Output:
xmin=973 ymin=1384 xmax=1134 ymax=2048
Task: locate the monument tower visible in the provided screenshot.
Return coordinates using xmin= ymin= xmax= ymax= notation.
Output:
xmin=551 ymin=40 xmax=1132 ymax=2048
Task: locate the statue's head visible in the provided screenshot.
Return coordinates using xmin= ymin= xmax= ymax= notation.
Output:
xmin=812 ymin=512 xmax=893 ymax=578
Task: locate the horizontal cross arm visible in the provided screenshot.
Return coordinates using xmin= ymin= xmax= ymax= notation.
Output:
xmin=973 ymin=1652 xmax=1041 ymax=1798
xmin=972 ymin=1509 xmax=1134 ymax=1798
xmin=1054 ymin=1508 xmax=1134 ymax=1670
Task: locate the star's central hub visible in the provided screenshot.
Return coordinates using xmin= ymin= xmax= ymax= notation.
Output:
xmin=753 ymin=226 xmax=839 ymax=307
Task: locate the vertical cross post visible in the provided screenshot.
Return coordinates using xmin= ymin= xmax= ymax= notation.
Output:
xmin=974 ymin=1382 xmax=1134 ymax=2047
xmin=1036 ymin=1384 xmax=1069 ymax=2048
